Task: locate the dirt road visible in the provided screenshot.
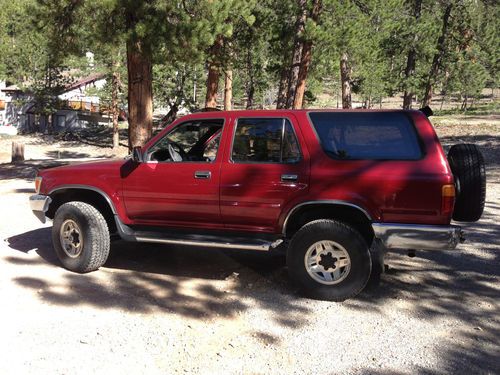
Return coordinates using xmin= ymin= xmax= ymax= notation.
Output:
xmin=0 ymin=122 xmax=498 ymax=374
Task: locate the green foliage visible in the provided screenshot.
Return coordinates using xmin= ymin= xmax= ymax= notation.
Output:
xmin=0 ymin=0 xmax=77 ymax=118
xmin=153 ymin=62 xmax=205 ymax=110
xmin=0 ymin=0 xmax=498 ymax=114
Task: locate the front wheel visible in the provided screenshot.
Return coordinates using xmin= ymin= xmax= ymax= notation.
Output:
xmin=52 ymin=201 xmax=110 ymax=273
xmin=287 ymin=220 xmax=372 ymax=301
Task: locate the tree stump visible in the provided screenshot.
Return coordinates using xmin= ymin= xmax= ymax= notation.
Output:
xmin=11 ymin=142 xmax=25 ymax=163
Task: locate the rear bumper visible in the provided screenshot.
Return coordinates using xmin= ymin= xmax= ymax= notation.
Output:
xmin=30 ymin=194 xmax=52 ymax=223
xmin=372 ymin=223 xmax=464 ymax=250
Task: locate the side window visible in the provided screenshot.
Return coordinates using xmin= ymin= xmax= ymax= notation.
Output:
xmin=147 ymin=120 xmax=223 ymax=162
xmin=232 ymin=118 xmax=301 ymax=163
xmin=309 ymin=112 xmax=423 ymax=160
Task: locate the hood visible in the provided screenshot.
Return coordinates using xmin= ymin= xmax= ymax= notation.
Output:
xmin=39 ymin=158 xmax=127 ymax=174
xmin=38 ymin=158 xmax=128 ymax=195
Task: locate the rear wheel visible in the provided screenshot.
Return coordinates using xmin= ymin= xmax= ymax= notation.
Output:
xmin=447 ymin=144 xmax=486 ymax=222
xmin=52 ymin=201 xmax=110 ymax=273
xmin=287 ymin=220 xmax=371 ymax=301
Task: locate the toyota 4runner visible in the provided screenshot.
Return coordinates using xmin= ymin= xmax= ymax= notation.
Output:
xmin=30 ymin=109 xmax=486 ymax=301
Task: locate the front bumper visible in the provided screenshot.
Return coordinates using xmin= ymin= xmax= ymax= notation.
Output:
xmin=30 ymin=194 xmax=52 ymax=223
xmin=372 ymin=223 xmax=464 ymax=250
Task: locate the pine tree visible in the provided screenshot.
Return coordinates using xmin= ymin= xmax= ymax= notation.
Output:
xmin=421 ymin=2 xmax=453 ymax=107
xmin=201 ymin=0 xmax=256 ymax=109
xmin=293 ymin=0 xmax=323 ymax=109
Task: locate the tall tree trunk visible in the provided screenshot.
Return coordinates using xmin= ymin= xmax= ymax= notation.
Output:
xmin=293 ymin=41 xmax=312 ymax=109
xmin=47 ymin=114 xmax=53 ymax=134
xmin=422 ymin=3 xmax=452 ymax=107
xmin=224 ymin=69 xmax=233 ymax=110
xmin=205 ymin=35 xmax=224 ymax=109
xmin=111 ymin=60 xmax=120 ymax=149
xmin=205 ymin=66 xmax=219 ymax=108
xmin=193 ymin=70 xmax=197 ymax=104
xmin=403 ymin=0 xmax=422 ymax=109
xmin=293 ymin=0 xmax=322 ymax=109
xmin=276 ymin=61 xmax=290 ymax=109
xmin=246 ymin=48 xmax=255 ymax=109
xmin=340 ymin=52 xmax=352 ymax=109
xmin=461 ymin=95 xmax=468 ymax=111
xmin=127 ymin=39 xmax=153 ymax=150
xmin=285 ymin=0 xmax=307 ymax=108
xmin=246 ymin=85 xmax=255 ymax=109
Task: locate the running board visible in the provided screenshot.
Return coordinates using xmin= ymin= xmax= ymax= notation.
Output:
xmin=136 ymin=236 xmax=282 ymax=251
xmin=115 ymin=216 xmax=283 ymax=252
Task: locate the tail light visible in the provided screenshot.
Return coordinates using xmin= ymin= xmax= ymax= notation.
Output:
xmin=441 ymin=184 xmax=455 ymax=217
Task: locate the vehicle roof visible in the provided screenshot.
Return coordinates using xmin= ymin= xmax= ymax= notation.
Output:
xmin=185 ymin=108 xmax=421 ymax=117
xmin=178 ymin=109 xmax=425 ymax=127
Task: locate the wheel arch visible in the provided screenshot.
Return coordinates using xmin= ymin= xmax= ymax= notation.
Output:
xmin=283 ymin=201 xmax=374 ymax=245
xmin=47 ymin=186 xmax=117 ymax=233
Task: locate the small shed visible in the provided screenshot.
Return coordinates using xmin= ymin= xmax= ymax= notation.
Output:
xmin=0 ymin=74 xmax=109 ymax=133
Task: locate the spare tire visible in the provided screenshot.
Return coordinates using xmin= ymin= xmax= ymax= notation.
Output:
xmin=447 ymin=144 xmax=486 ymax=222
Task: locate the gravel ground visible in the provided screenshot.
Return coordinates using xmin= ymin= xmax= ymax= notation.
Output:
xmin=0 ymin=118 xmax=499 ymax=374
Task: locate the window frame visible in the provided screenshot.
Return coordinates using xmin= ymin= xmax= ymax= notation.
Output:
xmin=144 ymin=118 xmax=225 ymax=164
xmin=307 ymin=111 xmax=426 ymax=161
xmin=229 ymin=117 xmax=303 ymax=164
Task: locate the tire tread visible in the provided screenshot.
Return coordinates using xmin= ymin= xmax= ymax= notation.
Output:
xmin=448 ymin=144 xmax=486 ymax=222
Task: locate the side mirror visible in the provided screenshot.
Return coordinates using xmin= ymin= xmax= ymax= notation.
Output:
xmin=132 ymin=146 xmax=143 ymax=163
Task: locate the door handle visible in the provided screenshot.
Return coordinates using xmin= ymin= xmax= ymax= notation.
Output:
xmin=194 ymin=171 xmax=211 ymax=179
xmin=281 ymin=174 xmax=298 ymax=182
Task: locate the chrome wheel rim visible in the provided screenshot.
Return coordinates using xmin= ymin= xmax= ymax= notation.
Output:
xmin=59 ymin=219 xmax=83 ymax=258
xmin=304 ymin=240 xmax=351 ymax=285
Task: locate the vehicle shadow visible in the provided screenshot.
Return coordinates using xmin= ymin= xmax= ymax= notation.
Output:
xmin=4 ymin=210 xmax=499 ymax=374
xmin=5 ymin=227 xmax=309 ymax=330
xmin=0 ymin=155 xmax=113 ymax=182
xmin=6 ymin=226 xmax=382 ymax=290
xmin=0 ymin=161 xmax=60 ymax=181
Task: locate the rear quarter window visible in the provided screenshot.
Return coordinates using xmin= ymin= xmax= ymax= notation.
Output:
xmin=309 ymin=112 xmax=423 ymax=160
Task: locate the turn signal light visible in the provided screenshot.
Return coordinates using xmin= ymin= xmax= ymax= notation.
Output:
xmin=441 ymin=184 xmax=455 ymax=216
xmin=35 ymin=176 xmax=42 ymax=194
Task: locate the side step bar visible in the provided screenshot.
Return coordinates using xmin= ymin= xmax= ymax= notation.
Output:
xmin=136 ymin=236 xmax=282 ymax=251
xmin=115 ymin=216 xmax=283 ymax=252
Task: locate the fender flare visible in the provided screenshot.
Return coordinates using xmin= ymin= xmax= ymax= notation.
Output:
xmin=48 ymin=184 xmax=118 ymax=215
xmin=282 ymin=200 xmax=372 ymax=235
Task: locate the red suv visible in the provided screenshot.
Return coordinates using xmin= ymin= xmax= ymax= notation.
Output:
xmin=30 ymin=109 xmax=485 ymax=301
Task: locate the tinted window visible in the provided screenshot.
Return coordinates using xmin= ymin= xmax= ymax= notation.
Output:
xmin=309 ymin=112 xmax=422 ymax=160
xmin=232 ymin=118 xmax=301 ymax=163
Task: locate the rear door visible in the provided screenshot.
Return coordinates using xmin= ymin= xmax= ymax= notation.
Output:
xmin=220 ymin=115 xmax=309 ymax=232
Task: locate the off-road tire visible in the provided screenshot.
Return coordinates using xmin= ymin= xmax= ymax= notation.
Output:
xmin=447 ymin=144 xmax=486 ymax=222
xmin=287 ymin=219 xmax=372 ymax=301
xmin=52 ymin=201 xmax=110 ymax=273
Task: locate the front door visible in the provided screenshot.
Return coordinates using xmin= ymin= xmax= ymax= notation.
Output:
xmin=220 ymin=115 xmax=309 ymax=233
xmin=121 ymin=119 xmax=225 ymax=229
